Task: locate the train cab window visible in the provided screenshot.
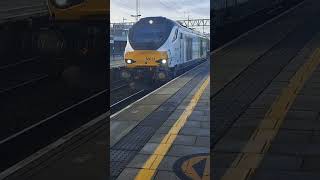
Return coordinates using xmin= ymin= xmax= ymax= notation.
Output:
xmin=172 ymin=29 xmax=178 ymax=42
xmin=128 ymin=17 xmax=175 ymax=50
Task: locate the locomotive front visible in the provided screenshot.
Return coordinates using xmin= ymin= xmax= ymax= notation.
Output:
xmin=122 ymin=17 xmax=175 ymax=81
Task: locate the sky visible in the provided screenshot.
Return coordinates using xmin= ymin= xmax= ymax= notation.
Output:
xmin=111 ymin=0 xmax=210 ymax=33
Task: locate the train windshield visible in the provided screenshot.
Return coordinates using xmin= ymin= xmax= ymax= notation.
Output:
xmin=128 ymin=17 xmax=174 ymax=50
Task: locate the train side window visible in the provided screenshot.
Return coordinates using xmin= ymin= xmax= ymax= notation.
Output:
xmin=172 ymin=29 xmax=178 ymax=42
xmin=180 ymin=33 xmax=183 ymax=39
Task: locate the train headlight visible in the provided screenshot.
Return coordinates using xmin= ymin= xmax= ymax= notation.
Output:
xmin=126 ymin=59 xmax=133 ymax=64
xmin=161 ymin=59 xmax=167 ymax=64
xmin=156 ymin=59 xmax=168 ymax=65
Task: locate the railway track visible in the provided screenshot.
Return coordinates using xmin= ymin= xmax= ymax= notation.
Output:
xmin=110 ymin=79 xmax=129 ymax=91
xmin=0 ymin=54 xmax=107 ymax=171
xmin=0 ymin=57 xmax=50 ymax=95
xmin=0 ymin=89 xmax=108 ymax=172
xmin=0 ymin=79 xmax=146 ymax=172
xmin=0 ymin=55 xmax=68 ymax=98
xmin=110 ymin=78 xmax=157 ymax=114
xmin=0 ymin=57 xmax=39 ymax=70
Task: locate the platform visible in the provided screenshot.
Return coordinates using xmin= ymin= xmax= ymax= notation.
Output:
xmin=111 ymin=60 xmax=210 ymax=179
xmin=212 ymin=0 xmax=320 ymax=179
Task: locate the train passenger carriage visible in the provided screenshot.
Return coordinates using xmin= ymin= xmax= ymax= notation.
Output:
xmin=122 ymin=16 xmax=209 ymax=82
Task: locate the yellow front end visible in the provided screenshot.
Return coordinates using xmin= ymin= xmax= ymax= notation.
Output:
xmin=124 ymin=50 xmax=168 ymax=68
xmin=48 ymin=0 xmax=109 ymax=21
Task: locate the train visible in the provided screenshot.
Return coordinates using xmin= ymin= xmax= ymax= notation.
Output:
xmin=121 ymin=16 xmax=210 ymax=82
xmin=37 ymin=0 xmax=108 ymax=61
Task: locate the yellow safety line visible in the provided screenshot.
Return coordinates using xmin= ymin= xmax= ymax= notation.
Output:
xmin=134 ymin=76 xmax=210 ymax=180
xmin=221 ymin=48 xmax=320 ymax=180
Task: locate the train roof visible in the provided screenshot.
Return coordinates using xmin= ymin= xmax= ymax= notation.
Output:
xmin=137 ymin=16 xmax=209 ymax=39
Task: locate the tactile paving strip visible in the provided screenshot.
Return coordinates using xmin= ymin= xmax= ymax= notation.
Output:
xmin=211 ymin=12 xmax=320 ymax=147
xmin=110 ymin=150 xmax=136 ymax=162
xmin=110 ymin=161 xmax=127 ymax=180
xmin=112 ymin=126 xmax=155 ymax=151
xmin=138 ymin=111 xmax=172 ymax=127
xmin=110 ymin=64 xmax=209 ymax=178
